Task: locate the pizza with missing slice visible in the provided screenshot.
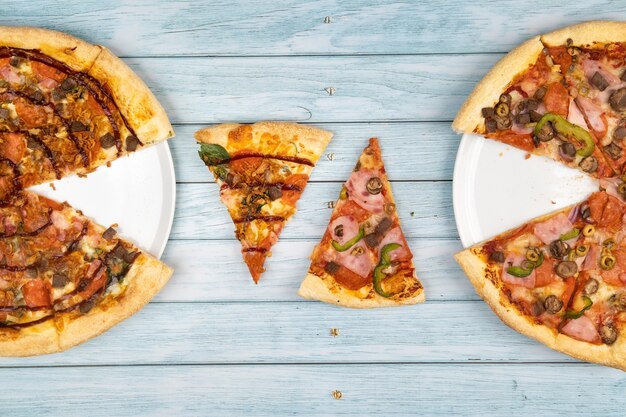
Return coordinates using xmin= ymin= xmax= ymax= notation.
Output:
xmin=298 ymin=138 xmax=424 ymax=308
xmin=0 ymin=27 xmax=174 ymax=355
xmin=452 ymin=21 xmax=626 ymax=370
xmin=195 ymin=122 xmax=333 ymax=283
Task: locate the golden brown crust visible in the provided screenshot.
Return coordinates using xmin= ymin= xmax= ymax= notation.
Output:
xmin=0 ymin=26 xmax=102 ymax=71
xmin=452 ymin=36 xmax=544 ymax=133
xmin=455 ymin=246 xmax=625 ymax=371
xmin=88 ymin=47 xmax=174 ymax=145
xmin=0 ymin=320 xmax=60 ymax=356
xmin=57 ymin=254 xmax=172 ymax=351
xmin=298 ymin=272 xmax=425 ymax=309
xmin=195 ymin=121 xmax=333 ymax=164
xmin=542 ymin=21 xmax=626 ymax=47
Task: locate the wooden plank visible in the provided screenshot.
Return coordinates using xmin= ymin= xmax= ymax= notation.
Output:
xmin=171 ymin=122 xmax=459 ymax=183
xmin=126 ymin=54 xmax=499 ymax=124
xmin=0 ymin=363 xmax=621 ymax=416
xmin=3 ymin=1 xmax=624 ymax=56
xmin=0 ymin=301 xmax=577 ymax=367
xmin=170 ymin=181 xmax=456 ymax=240
xmin=158 ymin=239 xmax=470 ymax=302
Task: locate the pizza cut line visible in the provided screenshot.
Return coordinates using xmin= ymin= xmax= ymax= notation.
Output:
xmin=0 ymin=27 xmax=174 ymax=355
xmin=453 ymin=21 xmax=626 ymax=370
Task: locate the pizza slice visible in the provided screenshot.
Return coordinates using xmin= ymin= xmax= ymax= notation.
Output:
xmin=541 ymin=22 xmax=626 ymax=176
xmin=455 ymin=190 xmax=626 ymax=370
xmin=298 ymin=138 xmax=424 ymax=308
xmin=0 ymin=26 xmax=173 ymax=202
xmin=453 ymin=34 xmax=614 ymax=178
xmin=195 ymin=122 xmax=333 ymax=283
xmin=0 ymin=190 xmax=172 ymax=356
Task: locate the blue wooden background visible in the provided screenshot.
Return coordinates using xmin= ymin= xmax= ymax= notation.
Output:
xmin=2 ymin=1 xmax=626 ymax=416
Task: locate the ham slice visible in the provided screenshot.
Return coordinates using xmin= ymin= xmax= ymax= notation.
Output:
xmin=502 ymin=253 xmax=536 ymax=289
xmin=377 ymin=227 xmax=411 ymax=262
xmin=334 ymin=241 xmax=373 ymax=278
xmin=561 ymin=315 xmax=600 ymax=343
xmin=575 ymin=96 xmax=607 ymax=136
xmin=0 ymin=65 xmax=20 ymax=84
xmin=567 ymin=98 xmax=588 ymax=128
xmin=582 ymin=59 xmax=622 ymax=86
xmin=599 ymin=178 xmax=625 ymax=203
xmin=533 ymin=213 xmax=572 ymax=245
xmin=345 ymin=169 xmax=384 ymax=214
xmin=328 ymin=215 xmax=360 ymax=245
xmin=582 ymin=244 xmax=599 ymax=271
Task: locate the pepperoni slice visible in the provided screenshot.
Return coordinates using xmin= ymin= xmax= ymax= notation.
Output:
xmin=587 ymin=191 xmax=623 ymax=228
xmin=281 ymin=173 xmax=308 ymax=206
xmin=0 ymin=132 xmax=25 ymax=164
xmin=331 ymin=264 xmax=371 ymax=290
xmin=242 ymin=250 xmax=265 ymax=283
xmin=547 ymin=47 xmax=572 ymax=75
xmin=543 ymin=82 xmax=570 ymax=117
xmin=486 ymin=130 xmax=535 ymax=152
xmin=30 ymin=61 xmax=66 ymax=83
xmin=21 ymin=279 xmax=52 ymax=308
xmin=533 ymin=257 xmax=557 ymax=287
xmin=334 ymin=199 xmax=371 ymax=223
xmin=13 ymin=100 xmax=49 ymax=128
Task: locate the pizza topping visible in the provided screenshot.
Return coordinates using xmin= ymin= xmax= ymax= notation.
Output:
xmin=559 ymin=142 xmax=576 ymax=161
xmin=324 ymin=261 xmax=340 ymax=275
xmin=363 ymin=217 xmax=393 ymax=248
xmin=587 ymin=192 xmax=622 ymax=227
xmin=561 ymin=315 xmax=600 ymax=343
xmin=534 ymin=122 xmax=555 ymax=143
xmin=490 ymin=250 xmax=505 ymax=263
xmin=609 ymin=87 xmax=626 ymax=112
xmin=366 ymin=177 xmax=383 ymax=195
xmin=543 ymin=295 xmax=563 ymax=314
xmin=99 ymin=133 xmax=116 ymax=149
xmin=555 ymin=260 xmax=577 ymax=278
xmin=102 ymin=227 xmax=117 ymax=240
xmin=534 ymin=213 xmax=573 ymax=245
xmin=126 ymin=135 xmax=140 ymax=152
xmin=583 ymin=278 xmax=599 ymax=295
xmin=575 ymin=96 xmax=607 ymax=136
xmin=600 ymin=324 xmax=619 ymax=345
xmin=21 ymin=279 xmax=51 ymax=308
xmin=600 ymin=253 xmax=617 ymax=270
xmin=590 ymin=71 xmax=610 ymax=91
xmin=579 ymin=156 xmax=598 ymax=173
xmin=373 ymin=242 xmax=401 ymax=297
xmin=543 ymin=83 xmax=569 ymax=116
xmin=52 ymin=273 xmax=68 ymax=288
xmin=502 ymin=253 xmax=536 ymax=287
xmin=565 ymin=295 xmax=593 ymax=319
xmin=345 ymin=168 xmax=385 ymax=213
xmin=534 ymin=113 xmax=595 ymax=157
xmin=559 ymin=227 xmax=580 ymax=241
xmin=331 ymin=226 xmax=364 ymax=252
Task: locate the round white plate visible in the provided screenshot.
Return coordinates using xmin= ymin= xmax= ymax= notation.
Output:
xmin=30 ymin=142 xmax=176 ymax=258
xmin=453 ymin=133 xmax=598 ymax=248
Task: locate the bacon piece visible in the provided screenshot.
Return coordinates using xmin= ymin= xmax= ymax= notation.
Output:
xmin=281 ymin=174 xmax=308 ymax=206
xmin=533 ymin=213 xmax=572 ymax=245
xmin=561 ymin=315 xmax=601 ymax=343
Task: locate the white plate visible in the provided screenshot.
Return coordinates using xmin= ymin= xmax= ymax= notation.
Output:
xmin=30 ymin=142 xmax=176 ymax=258
xmin=453 ymin=134 xmax=598 ymax=248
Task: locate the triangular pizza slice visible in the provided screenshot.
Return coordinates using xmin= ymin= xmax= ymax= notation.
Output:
xmin=195 ymin=122 xmax=333 ymax=283
xmin=456 ymin=190 xmax=626 ymax=370
xmin=298 ymin=138 xmax=424 ymax=308
xmin=453 ymin=34 xmax=615 ymax=179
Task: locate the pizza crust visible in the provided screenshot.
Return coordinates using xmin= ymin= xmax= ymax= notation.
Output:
xmin=452 ymin=36 xmax=544 ymax=134
xmin=542 ymin=21 xmax=626 ymax=47
xmin=0 ymin=320 xmax=60 ymax=356
xmin=57 ymin=253 xmax=173 ymax=351
xmin=195 ymin=121 xmax=333 ymax=164
xmin=0 ymin=26 xmax=102 ymax=71
xmin=298 ymin=272 xmax=425 ymax=309
xmin=454 ymin=248 xmax=626 ymax=371
xmin=87 ymin=47 xmax=174 ymax=145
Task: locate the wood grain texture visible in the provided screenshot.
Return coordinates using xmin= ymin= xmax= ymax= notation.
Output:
xmin=0 ymin=364 xmax=621 ymax=416
xmin=171 ymin=122 xmax=458 ymax=182
xmin=170 ymin=181 xmax=456 ymax=240
xmin=2 ymin=1 xmax=625 ymax=56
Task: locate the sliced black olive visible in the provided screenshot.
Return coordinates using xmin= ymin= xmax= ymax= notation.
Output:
xmin=609 ymin=87 xmax=626 ymax=112
xmin=70 ymin=121 xmax=88 ymax=132
xmin=529 ymin=110 xmax=543 ymax=123
xmin=590 ymin=71 xmax=609 ymax=91
xmin=527 ymin=99 xmax=539 ymax=111
xmin=481 ymin=107 xmax=494 ymax=118
xmin=334 ymin=224 xmax=344 ymax=238
xmin=530 ymin=300 xmax=546 ymax=317
xmin=495 ymin=102 xmax=510 ymax=117
xmin=517 ymin=101 xmax=528 ymax=113
xmin=267 ymin=185 xmax=283 ymax=201
xmin=126 ymin=135 xmax=140 ymax=152
xmin=614 ymin=126 xmax=626 ymax=140
xmin=99 ymin=133 xmax=116 ymax=149
xmin=550 ymin=240 xmax=570 ymax=259
xmin=52 ymin=273 xmax=68 ymax=288
xmin=102 ymin=227 xmax=117 ymax=240
xmin=544 ymin=295 xmax=564 ymax=314
xmin=324 ymin=261 xmax=340 ymax=275
xmin=485 ymin=118 xmax=497 ymax=133
xmin=559 ymin=142 xmax=576 ymax=161
xmin=490 ymin=251 xmax=505 ymax=263
xmin=584 ymin=278 xmax=599 ymax=295
xmin=579 ymin=156 xmax=598 ymax=173
xmin=366 ymin=177 xmax=383 ymax=195
xmin=515 ymin=113 xmax=531 ymax=125
xmin=604 ymin=142 xmax=622 ymax=160
xmin=60 ymin=77 xmax=78 ymax=92
xmin=535 ymin=122 xmax=555 ymax=142
xmin=534 ymin=86 xmax=547 ymax=100
xmin=600 ymin=324 xmax=618 ymax=345
xmin=555 ymin=260 xmax=578 ymax=278
xmin=499 ymin=93 xmax=512 ymax=104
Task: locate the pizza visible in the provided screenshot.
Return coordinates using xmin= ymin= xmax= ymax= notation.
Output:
xmin=0 ymin=26 xmax=173 ymax=198
xmin=195 ymin=122 xmax=333 ymax=283
xmin=0 ymin=27 xmax=174 ymax=355
xmin=456 ymin=191 xmax=626 ymax=370
xmin=0 ymin=191 xmax=172 ymax=355
xmin=452 ymin=21 xmax=626 ymax=369
xmin=298 ymin=138 xmax=424 ymax=308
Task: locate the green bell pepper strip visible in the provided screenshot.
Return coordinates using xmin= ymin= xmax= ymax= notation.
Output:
xmin=534 ymin=113 xmax=595 ymax=157
xmin=506 ymin=265 xmax=534 ymax=278
xmin=533 ymin=251 xmax=544 ymax=268
xmin=560 ymin=228 xmax=580 ymax=241
xmin=565 ymin=296 xmax=593 ymax=319
xmin=373 ymin=243 xmax=402 ymax=297
xmin=331 ymin=226 xmax=365 ymax=252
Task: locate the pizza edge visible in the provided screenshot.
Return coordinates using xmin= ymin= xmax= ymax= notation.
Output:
xmin=541 ymin=20 xmax=626 ymax=48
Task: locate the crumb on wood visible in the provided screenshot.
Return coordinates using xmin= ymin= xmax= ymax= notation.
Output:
xmin=327 ymin=201 xmax=336 ymax=208
xmin=106 ymin=161 xmax=112 ymax=167
xmin=332 ymin=390 xmax=342 ymax=400
xmin=410 ymin=211 xmax=415 ymax=217
xmin=324 ymin=87 xmax=336 ymax=96
xmin=330 ymin=328 xmax=340 ymax=337
xmin=499 ymin=152 xmax=503 ymax=157
xmin=49 ymin=183 xmax=56 ymax=191
xmin=327 ymin=153 xmax=335 ymax=161
xmin=324 ymin=16 xmax=332 ymax=23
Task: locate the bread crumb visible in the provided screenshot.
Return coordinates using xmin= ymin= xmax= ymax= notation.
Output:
xmin=525 ymin=153 xmax=531 ymax=159
xmin=332 ymin=390 xmax=342 ymax=400
xmin=49 ymin=183 xmax=56 ymax=191
xmin=330 ymin=328 xmax=340 ymax=337
xmin=551 ymin=200 xmax=556 ymax=204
